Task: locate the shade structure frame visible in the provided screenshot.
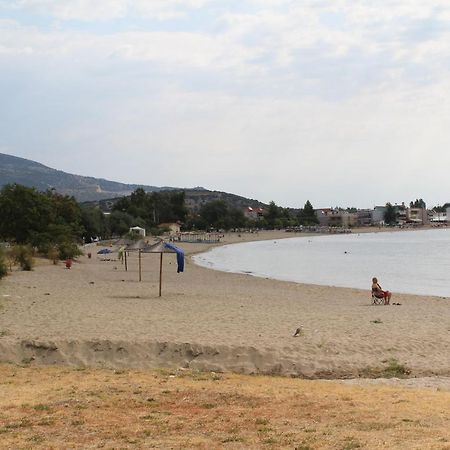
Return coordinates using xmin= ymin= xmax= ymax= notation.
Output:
xmin=123 ymin=239 xmax=182 ymax=296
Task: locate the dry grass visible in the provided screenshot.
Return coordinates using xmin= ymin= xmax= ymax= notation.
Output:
xmin=0 ymin=364 xmax=449 ymax=449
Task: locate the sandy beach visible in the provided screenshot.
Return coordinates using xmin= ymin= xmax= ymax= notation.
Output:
xmin=1 ymin=230 xmax=449 ymax=383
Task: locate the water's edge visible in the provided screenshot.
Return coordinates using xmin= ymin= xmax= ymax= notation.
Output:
xmin=192 ymin=230 xmax=450 ymax=297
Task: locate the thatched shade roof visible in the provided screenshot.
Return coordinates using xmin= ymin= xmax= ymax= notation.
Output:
xmin=141 ymin=241 xmax=176 ymax=254
xmin=124 ymin=239 xmax=178 ymax=254
xmin=125 ymin=239 xmax=148 ymax=251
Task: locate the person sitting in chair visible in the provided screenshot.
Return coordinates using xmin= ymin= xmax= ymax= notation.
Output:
xmin=372 ymin=277 xmax=391 ymax=305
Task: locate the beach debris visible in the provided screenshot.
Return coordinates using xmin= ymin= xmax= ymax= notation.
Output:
xmin=293 ymin=327 xmax=302 ymax=337
xmin=89 ymin=281 xmax=95 ymax=284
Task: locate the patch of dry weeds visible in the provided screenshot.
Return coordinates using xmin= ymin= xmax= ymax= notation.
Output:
xmin=0 ymin=364 xmax=449 ymax=449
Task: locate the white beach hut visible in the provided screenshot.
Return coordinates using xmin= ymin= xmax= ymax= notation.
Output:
xmin=129 ymin=226 xmax=146 ymax=237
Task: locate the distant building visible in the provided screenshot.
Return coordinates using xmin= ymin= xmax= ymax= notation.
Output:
xmin=315 ymin=209 xmax=356 ymax=228
xmin=394 ymin=203 xmax=407 ymax=224
xmin=429 ymin=210 xmax=446 ymax=223
xmin=406 ymin=208 xmax=428 ymax=225
xmin=356 ymin=209 xmax=372 ymax=226
xmin=340 ymin=211 xmax=357 ymax=228
xmin=372 ymin=206 xmax=386 ymax=225
xmin=315 ymin=208 xmax=333 ymax=227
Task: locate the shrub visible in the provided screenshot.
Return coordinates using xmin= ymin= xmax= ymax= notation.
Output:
xmin=47 ymin=246 xmax=59 ymax=265
xmin=11 ymin=245 xmax=34 ymax=271
xmin=0 ymin=247 xmax=8 ymax=279
xmin=5 ymin=247 xmax=14 ymax=272
xmin=124 ymin=232 xmax=141 ymax=241
xmin=28 ymin=230 xmax=52 ymax=255
xmin=149 ymin=227 xmax=164 ymax=236
xmin=58 ymin=242 xmax=82 ymax=260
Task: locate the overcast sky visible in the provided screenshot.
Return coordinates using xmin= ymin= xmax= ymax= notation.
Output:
xmin=1 ymin=1 xmax=449 ymax=208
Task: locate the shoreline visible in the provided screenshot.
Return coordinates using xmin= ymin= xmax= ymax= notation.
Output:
xmin=0 ymin=229 xmax=449 ymax=382
xmin=190 ymin=227 xmax=450 ymax=299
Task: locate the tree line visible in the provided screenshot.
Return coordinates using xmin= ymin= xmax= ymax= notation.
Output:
xmin=0 ymin=183 xmax=319 ymax=277
xmin=0 ymin=184 xmax=319 ymax=246
xmin=0 ymin=185 xmax=189 ymax=248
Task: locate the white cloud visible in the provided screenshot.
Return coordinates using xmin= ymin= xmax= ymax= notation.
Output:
xmin=1 ymin=0 xmax=211 ymax=21
xmin=3 ymin=2 xmax=450 ymax=79
xmin=2 ymin=1 xmax=450 ymax=206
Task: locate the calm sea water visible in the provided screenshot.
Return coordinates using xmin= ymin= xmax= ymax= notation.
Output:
xmin=193 ymin=228 xmax=450 ymax=297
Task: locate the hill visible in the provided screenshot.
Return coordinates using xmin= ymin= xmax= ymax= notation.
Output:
xmin=0 ymin=153 xmax=266 ymax=209
xmin=0 ymin=153 xmax=178 ymax=202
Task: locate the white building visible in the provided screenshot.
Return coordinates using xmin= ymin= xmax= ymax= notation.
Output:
xmin=371 ymin=206 xmax=386 ymax=224
xmin=430 ymin=210 xmax=447 ymax=223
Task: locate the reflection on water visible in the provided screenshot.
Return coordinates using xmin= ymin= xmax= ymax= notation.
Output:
xmin=193 ymin=229 xmax=450 ymax=297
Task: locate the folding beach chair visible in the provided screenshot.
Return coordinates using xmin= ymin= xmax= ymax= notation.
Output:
xmin=371 ymin=292 xmax=384 ymax=305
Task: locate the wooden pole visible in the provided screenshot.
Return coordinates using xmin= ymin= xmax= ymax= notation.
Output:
xmin=139 ymin=249 xmax=142 ymax=282
xmin=159 ymin=253 xmax=163 ymax=297
xmin=124 ymin=251 xmax=128 ymax=271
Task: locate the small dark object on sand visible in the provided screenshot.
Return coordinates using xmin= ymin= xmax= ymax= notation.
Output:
xmin=293 ymin=327 xmax=302 ymax=337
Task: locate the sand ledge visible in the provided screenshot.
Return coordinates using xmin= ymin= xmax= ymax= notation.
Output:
xmin=1 ymin=338 xmax=450 ymax=381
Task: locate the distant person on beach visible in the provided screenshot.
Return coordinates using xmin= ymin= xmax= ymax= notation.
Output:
xmin=371 ymin=277 xmax=391 ymax=305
